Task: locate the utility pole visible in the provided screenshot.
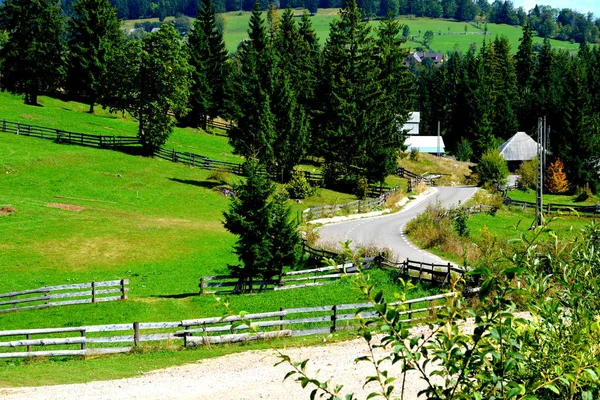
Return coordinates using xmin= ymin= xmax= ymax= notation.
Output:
xmin=535 ymin=117 xmax=544 ymax=228
xmin=437 ymin=120 xmax=441 ymax=157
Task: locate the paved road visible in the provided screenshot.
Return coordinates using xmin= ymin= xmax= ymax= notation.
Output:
xmin=316 ymin=186 xmax=478 ymax=264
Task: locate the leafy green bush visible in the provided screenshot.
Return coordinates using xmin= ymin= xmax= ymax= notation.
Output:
xmin=409 ymin=147 xmax=420 ymax=161
xmin=452 ymin=208 xmax=470 ymax=237
xmin=475 ymin=148 xmax=509 ymax=189
xmin=455 ymin=137 xmax=473 ymax=162
xmin=516 ymin=158 xmax=537 ymax=190
xmin=279 ymin=223 xmax=600 ymax=399
xmin=285 ymin=170 xmax=314 ymax=199
xmin=355 ymin=177 xmax=370 ymax=200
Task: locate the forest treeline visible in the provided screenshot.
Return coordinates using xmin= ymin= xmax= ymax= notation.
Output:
xmin=1 ymin=0 xmax=600 ymax=192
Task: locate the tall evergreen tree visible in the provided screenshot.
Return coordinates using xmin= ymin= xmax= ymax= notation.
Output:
xmin=223 ymin=161 xmax=300 ymax=292
xmin=376 ymin=16 xmax=414 ymax=138
xmin=229 ymin=0 xmax=276 ymax=166
xmin=0 ymin=0 xmax=66 ymax=105
xmin=319 ymin=0 xmax=402 ymax=184
xmin=67 ymin=0 xmax=122 ymax=113
xmin=490 ymin=35 xmax=518 ymax=139
xmin=187 ymin=0 xmax=230 ymax=128
xmin=514 ymin=18 xmax=536 ymax=131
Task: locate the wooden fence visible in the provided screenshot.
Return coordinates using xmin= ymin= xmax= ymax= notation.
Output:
xmin=301 ymin=186 xmax=401 ymax=223
xmin=199 ymin=260 xmax=374 ymax=294
xmin=0 ymin=280 xmax=129 ymax=314
xmin=154 ymin=147 xmax=244 ymax=175
xmin=379 ymin=258 xmax=474 ymax=286
xmin=0 ymin=292 xmax=463 ymax=359
xmin=394 ymin=167 xmax=436 ymax=186
xmin=504 ymin=197 xmax=600 ymax=216
xmin=1 ymin=119 xmax=139 ymax=148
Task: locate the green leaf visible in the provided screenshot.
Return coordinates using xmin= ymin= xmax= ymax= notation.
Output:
xmin=585 ymin=368 xmax=598 ymax=381
xmin=468 ymin=267 xmax=491 ymax=276
xmin=544 ymin=384 xmax=560 ymax=394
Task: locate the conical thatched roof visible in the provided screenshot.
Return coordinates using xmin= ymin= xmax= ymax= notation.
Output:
xmin=498 ymin=132 xmax=539 ymax=161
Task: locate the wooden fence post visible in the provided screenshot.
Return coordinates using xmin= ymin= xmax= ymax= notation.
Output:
xmin=2 ymin=120 xmax=6 ymax=132
xmin=279 ymin=307 xmax=284 ymax=331
xmin=91 ymin=281 xmax=96 ymax=303
xmin=331 ymin=305 xmax=338 ymax=333
xmin=199 ymin=277 xmax=205 ymax=295
xmin=26 ymin=334 xmax=31 ymax=353
xmin=133 ymin=322 xmax=140 ymax=347
xmin=80 ymin=330 xmax=86 ymax=350
xmin=446 ymin=263 xmax=451 ymax=284
xmin=429 ymin=300 xmax=434 ymax=317
xmin=120 ymin=279 xmax=127 ymax=300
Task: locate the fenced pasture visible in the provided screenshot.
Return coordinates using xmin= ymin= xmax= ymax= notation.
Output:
xmin=0 ymin=291 xmax=460 ymax=359
xmin=1 ymin=120 xmax=139 ymax=148
xmin=301 ymin=186 xmax=401 ymax=222
xmin=0 ymin=280 xmax=129 ymax=314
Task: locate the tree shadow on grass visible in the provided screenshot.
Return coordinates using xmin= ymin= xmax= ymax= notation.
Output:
xmin=168 ymin=178 xmax=222 ymax=189
xmin=151 ymin=292 xmax=198 ymax=299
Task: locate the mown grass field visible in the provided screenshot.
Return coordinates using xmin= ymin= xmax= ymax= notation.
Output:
xmin=0 ymin=93 xmax=433 ymax=386
xmin=507 ymin=188 xmax=600 ymax=206
xmin=123 ymin=9 xmax=580 ymax=54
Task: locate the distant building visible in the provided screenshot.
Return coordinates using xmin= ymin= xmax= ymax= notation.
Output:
xmin=405 ymin=135 xmax=445 ymax=154
xmin=498 ymin=131 xmax=540 ymax=170
xmin=403 ymin=52 xmax=446 ymax=67
xmin=401 ymin=112 xmax=420 ymax=135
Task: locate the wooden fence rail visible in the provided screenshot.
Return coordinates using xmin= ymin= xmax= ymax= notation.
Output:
xmin=0 ymin=292 xmax=465 ymax=359
xmin=301 ymin=186 xmax=400 ymax=223
xmin=1 ymin=119 xmax=139 ymax=148
xmin=198 ymin=259 xmax=375 ymax=295
xmin=504 ymin=197 xmax=600 ymax=216
xmin=0 ymin=280 xmax=129 ymax=314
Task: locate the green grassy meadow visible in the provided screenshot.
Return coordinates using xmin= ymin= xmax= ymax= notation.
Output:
xmin=507 ymin=188 xmax=600 ymax=206
xmin=0 ymin=93 xmax=431 ymax=386
xmin=123 ymin=9 xmax=580 ymax=54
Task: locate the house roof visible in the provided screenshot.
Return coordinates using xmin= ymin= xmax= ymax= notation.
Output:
xmin=498 ymin=131 xmax=539 ymax=161
xmin=405 ymin=136 xmax=445 ymax=153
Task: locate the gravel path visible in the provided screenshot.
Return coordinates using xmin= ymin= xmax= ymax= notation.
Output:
xmin=0 ymin=334 xmax=435 ymax=400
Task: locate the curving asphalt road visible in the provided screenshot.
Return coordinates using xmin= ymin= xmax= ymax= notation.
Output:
xmin=316 ymin=186 xmax=478 ymax=264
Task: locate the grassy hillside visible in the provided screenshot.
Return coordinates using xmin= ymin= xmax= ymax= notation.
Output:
xmin=0 ymin=93 xmax=436 ymax=385
xmin=123 ymin=9 xmax=580 ymax=54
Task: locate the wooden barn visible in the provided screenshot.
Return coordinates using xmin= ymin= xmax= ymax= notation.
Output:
xmin=498 ymin=131 xmax=540 ymax=170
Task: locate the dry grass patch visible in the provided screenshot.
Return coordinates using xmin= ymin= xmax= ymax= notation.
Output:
xmin=46 ymin=203 xmax=85 ymax=211
xmin=398 ymin=153 xmax=473 ymax=185
xmin=0 ymin=206 xmax=16 ymax=215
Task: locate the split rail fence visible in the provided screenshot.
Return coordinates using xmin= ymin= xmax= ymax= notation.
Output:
xmin=0 ymin=292 xmax=461 ymax=359
xmin=504 ymin=197 xmax=600 ymax=216
xmin=0 ymin=280 xmax=129 ymax=314
xmin=199 ymin=259 xmax=375 ymax=294
xmin=1 ymin=119 xmax=139 ymax=148
xmin=301 ymin=186 xmax=400 ymax=222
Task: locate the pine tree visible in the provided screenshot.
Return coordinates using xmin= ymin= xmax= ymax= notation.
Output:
xmin=514 ymin=18 xmax=536 ymax=131
xmin=66 ymin=0 xmax=122 ymax=113
xmin=100 ymin=39 xmax=142 ymax=117
xmin=320 ymin=0 xmax=400 ymax=184
xmin=0 ymin=0 xmax=66 ymax=105
xmin=223 ymin=161 xmax=300 ymax=292
xmin=187 ymin=0 xmax=230 ymax=128
xmin=490 ymin=35 xmax=518 ymax=139
xmin=229 ymin=0 xmax=276 ymax=165
xmin=545 ymin=158 xmax=569 ymax=194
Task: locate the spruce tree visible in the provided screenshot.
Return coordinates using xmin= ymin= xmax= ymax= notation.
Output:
xmin=514 ymin=18 xmax=536 ymax=131
xmin=223 ymin=161 xmax=299 ymax=292
xmin=490 ymin=35 xmax=518 ymax=139
xmin=66 ymin=0 xmax=122 ymax=113
xmin=187 ymin=0 xmax=230 ymax=128
xmin=0 ymin=0 xmax=66 ymax=105
xmin=229 ymin=0 xmax=276 ymax=165
xmin=320 ymin=0 xmax=400 ymax=184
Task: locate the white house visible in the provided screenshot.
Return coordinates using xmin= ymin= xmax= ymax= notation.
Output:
xmin=401 ymin=112 xmax=420 ymax=135
xmin=405 ymin=135 xmax=445 ymax=154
